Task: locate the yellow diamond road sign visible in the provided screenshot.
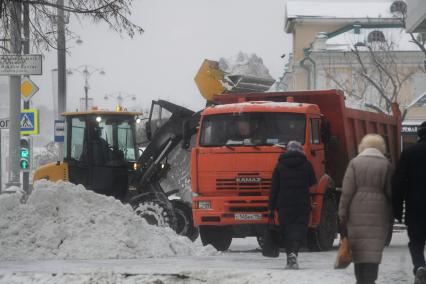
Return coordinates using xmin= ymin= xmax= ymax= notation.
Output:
xmin=21 ymin=77 xmax=39 ymax=102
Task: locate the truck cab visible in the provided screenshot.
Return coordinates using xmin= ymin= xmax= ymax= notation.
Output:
xmin=191 ymin=100 xmax=329 ymax=251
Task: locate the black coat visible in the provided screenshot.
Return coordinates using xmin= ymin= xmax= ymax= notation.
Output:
xmin=392 ymin=139 xmax=426 ymax=224
xmin=268 ymin=151 xmax=317 ymax=242
xmin=268 ymin=151 xmax=317 ymax=212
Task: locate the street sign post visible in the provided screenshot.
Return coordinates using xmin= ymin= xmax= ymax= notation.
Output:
xmin=54 ymin=120 xmax=65 ymax=142
xmin=21 ymin=76 xmax=39 ymax=102
xmin=0 ymin=54 xmax=42 ymax=75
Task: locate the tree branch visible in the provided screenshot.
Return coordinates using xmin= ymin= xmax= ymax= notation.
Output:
xmin=365 ymin=103 xmax=386 ymax=114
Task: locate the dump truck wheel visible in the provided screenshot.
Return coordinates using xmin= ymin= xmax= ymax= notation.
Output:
xmin=385 ymin=219 xmax=394 ymax=246
xmin=171 ymin=200 xmax=199 ymax=242
xmin=256 ymin=236 xmax=265 ymax=249
xmin=199 ymin=226 xmax=232 ymax=251
xmin=133 ymin=200 xmax=177 ymax=231
xmin=308 ymin=190 xmax=338 ymax=251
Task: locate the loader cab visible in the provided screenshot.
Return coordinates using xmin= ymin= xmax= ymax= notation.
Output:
xmin=65 ymin=111 xmax=141 ymax=200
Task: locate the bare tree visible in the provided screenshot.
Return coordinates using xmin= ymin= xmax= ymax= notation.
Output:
xmin=324 ymin=39 xmax=420 ymax=114
xmin=409 ymin=32 xmax=426 ymax=72
xmin=0 ymin=0 xmax=144 ymax=52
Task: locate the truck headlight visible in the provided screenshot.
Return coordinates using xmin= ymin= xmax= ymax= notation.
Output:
xmin=197 ymin=201 xmax=211 ymax=209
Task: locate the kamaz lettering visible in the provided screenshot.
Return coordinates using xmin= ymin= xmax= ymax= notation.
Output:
xmin=236 ymin=177 xmax=261 ymax=183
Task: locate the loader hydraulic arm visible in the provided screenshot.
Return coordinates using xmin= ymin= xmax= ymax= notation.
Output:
xmin=133 ymin=100 xmax=200 ymax=190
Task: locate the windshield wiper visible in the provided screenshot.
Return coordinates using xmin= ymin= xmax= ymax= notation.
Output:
xmin=273 ymin=143 xmax=287 ymax=149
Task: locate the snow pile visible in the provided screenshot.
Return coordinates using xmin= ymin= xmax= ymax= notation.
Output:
xmin=0 ymin=180 xmax=215 ymax=260
xmin=219 ymin=52 xmax=274 ymax=80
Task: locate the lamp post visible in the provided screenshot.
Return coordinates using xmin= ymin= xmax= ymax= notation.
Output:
xmin=104 ymin=92 xmax=136 ymax=110
xmin=67 ymin=65 xmax=105 ymax=111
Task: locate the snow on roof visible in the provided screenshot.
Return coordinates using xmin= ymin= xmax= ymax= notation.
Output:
xmin=286 ymin=1 xmax=396 ymax=20
xmin=206 ymin=101 xmax=314 ymax=115
xmin=408 ymin=92 xmax=426 ymax=108
xmin=323 ymin=28 xmax=421 ymax=51
xmin=214 ymin=101 xmax=305 ymax=109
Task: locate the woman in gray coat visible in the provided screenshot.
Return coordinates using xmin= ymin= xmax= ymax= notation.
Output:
xmin=339 ymin=134 xmax=393 ymax=284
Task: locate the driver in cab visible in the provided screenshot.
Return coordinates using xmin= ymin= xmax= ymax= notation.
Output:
xmin=226 ymin=118 xmax=260 ymax=145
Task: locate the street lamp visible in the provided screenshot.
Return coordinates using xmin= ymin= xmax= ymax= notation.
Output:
xmin=67 ymin=65 xmax=105 ymax=111
xmin=104 ymin=92 xmax=136 ymax=110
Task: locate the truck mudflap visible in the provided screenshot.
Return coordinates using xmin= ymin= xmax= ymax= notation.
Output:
xmin=192 ymin=196 xmax=270 ymax=226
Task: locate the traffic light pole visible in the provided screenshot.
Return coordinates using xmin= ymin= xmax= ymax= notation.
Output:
xmin=57 ymin=0 xmax=66 ymax=161
xmin=7 ymin=1 xmax=22 ymax=188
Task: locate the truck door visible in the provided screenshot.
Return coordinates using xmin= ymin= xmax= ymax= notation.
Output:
xmin=308 ymin=117 xmax=325 ymax=180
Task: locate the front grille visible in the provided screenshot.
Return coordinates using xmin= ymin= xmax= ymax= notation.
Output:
xmin=216 ymin=175 xmax=271 ymax=190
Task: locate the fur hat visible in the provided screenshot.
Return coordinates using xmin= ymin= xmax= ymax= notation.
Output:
xmin=358 ymin=134 xmax=386 ymax=154
xmin=417 ymin=121 xmax=426 ymax=139
xmin=287 ymin=141 xmax=304 ymax=153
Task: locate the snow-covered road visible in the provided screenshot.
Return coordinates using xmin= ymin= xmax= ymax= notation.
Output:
xmin=0 ymin=232 xmax=414 ymax=284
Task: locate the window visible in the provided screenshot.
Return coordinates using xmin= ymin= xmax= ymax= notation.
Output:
xmin=367 ymin=30 xmax=386 ymax=43
xmin=200 ymin=112 xmax=306 ymax=147
xmin=310 ymin=118 xmax=321 ymax=144
xmin=149 ymin=103 xmax=172 ymax=137
xmin=117 ymin=121 xmax=136 ymax=161
xmin=70 ymin=117 xmax=86 ymax=161
xmin=390 ymin=1 xmax=407 ymax=16
xmin=97 ymin=117 xmax=138 ymax=162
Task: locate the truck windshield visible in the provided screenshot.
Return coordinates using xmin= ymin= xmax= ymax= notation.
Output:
xmin=200 ymin=112 xmax=306 ymax=147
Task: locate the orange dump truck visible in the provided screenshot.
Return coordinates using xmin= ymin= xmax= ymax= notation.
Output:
xmin=191 ymin=89 xmax=401 ymax=251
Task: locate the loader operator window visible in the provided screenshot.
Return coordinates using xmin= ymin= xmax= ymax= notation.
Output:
xmin=71 ymin=118 xmax=86 ymax=161
xmin=200 ymin=112 xmax=306 ymax=147
xmin=97 ymin=118 xmax=138 ymax=162
xmin=117 ymin=121 xmax=136 ymax=161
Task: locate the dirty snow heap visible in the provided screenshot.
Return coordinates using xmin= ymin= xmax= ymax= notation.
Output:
xmin=0 ymin=180 xmax=214 ymax=260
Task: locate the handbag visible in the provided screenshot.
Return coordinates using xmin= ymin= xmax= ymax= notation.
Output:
xmin=334 ymin=236 xmax=352 ymax=269
xmin=262 ymin=216 xmax=280 ymax=258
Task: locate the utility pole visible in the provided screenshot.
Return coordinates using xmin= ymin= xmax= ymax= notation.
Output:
xmin=57 ymin=0 xmax=66 ymax=160
xmin=84 ymin=68 xmax=89 ymax=111
xmin=22 ymin=0 xmax=30 ymax=194
xmin=7 ymin=1 xmax=22 ymax=188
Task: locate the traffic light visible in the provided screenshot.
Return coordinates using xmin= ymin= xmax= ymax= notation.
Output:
xmin=20 ymin=137 xmax=31 ymax=172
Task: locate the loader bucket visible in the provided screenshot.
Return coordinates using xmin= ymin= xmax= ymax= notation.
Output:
xmin=223 ymin=75 xmax=275 ymax=93
xmin=194 ymin=59 xmax=226 ymax=101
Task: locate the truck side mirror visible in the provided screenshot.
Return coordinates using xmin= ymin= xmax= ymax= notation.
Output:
xmin=321 ymin=118 xmax=331 ymax=144
xmin=328 ymin=135 xmax=340 ymax=151
xmin=182 ymin=120 xmax=191 ymax=149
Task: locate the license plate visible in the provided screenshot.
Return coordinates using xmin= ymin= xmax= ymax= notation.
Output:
xmin=234 ymin=213 xmax=262 ymax=221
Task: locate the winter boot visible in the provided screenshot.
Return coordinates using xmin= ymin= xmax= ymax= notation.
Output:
xmin=415 ymin=267 xmax=426 ymax=284
xmin=285 ymin=253 xmax=299 ymax=270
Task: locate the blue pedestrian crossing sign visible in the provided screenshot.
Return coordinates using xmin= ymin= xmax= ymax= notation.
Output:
xmin=20 ymin=108 xmax=39 ymax=135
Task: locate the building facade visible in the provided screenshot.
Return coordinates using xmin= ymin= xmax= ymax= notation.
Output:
xmin=280 ymin=0 xmax=426 ymax=116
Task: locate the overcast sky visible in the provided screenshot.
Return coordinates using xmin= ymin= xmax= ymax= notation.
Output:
xmin=28 ymin=0 xmax=392 ymax=115
xmin=29 ymin=0 xmax=291 ymax=114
